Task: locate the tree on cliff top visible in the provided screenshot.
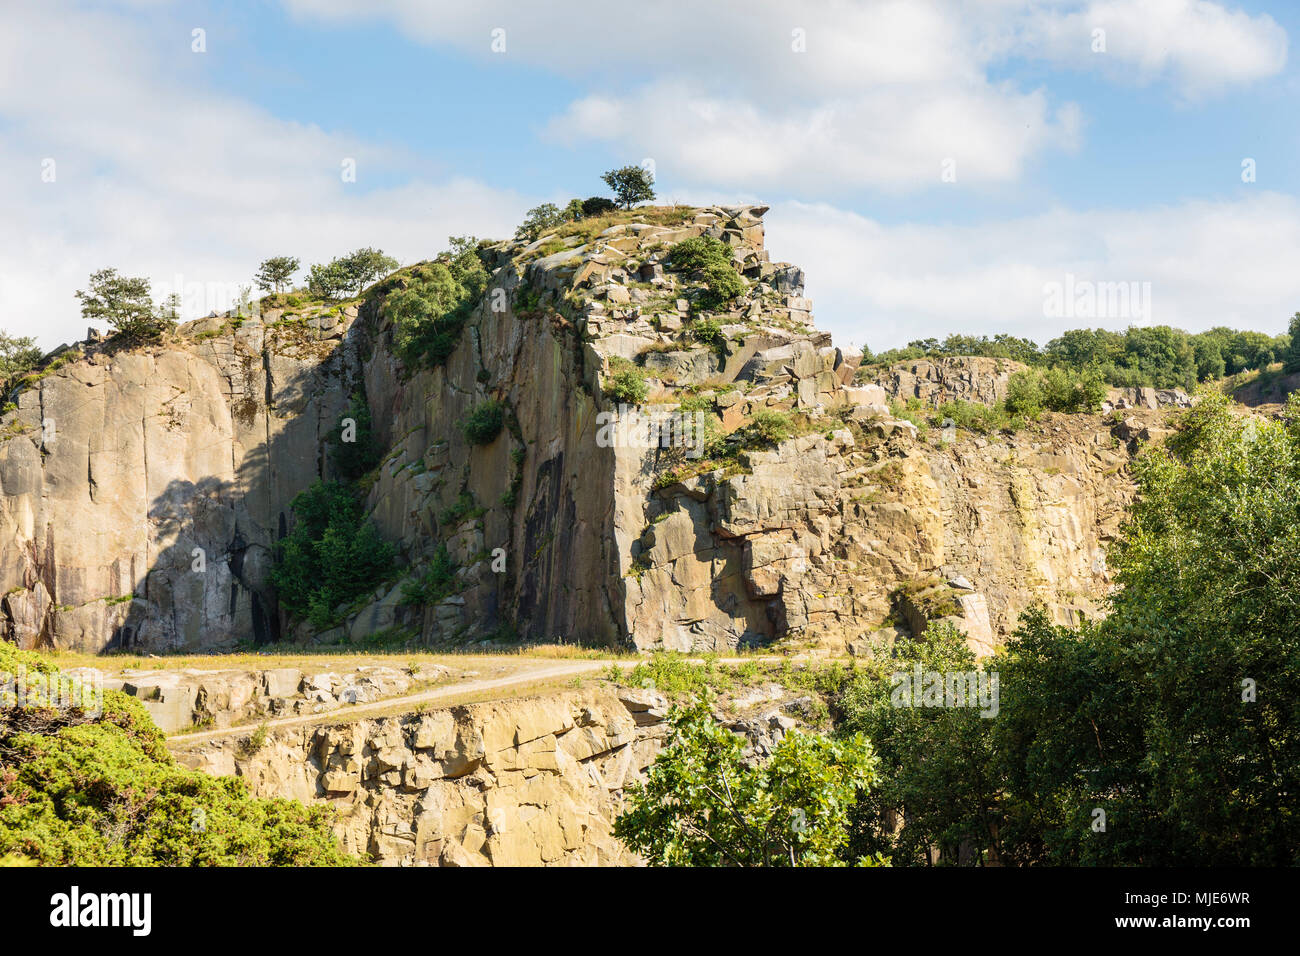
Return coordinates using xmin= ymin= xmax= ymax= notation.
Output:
xmin=254 ymin=255 xmax=300 ymax=293
xmin=0 ymin=331 xmax=42 ymax=390
xmin=75 ymin=268 xmax=175 ymax=344
xmin=602 ymin=165 xmax=655 ymax=209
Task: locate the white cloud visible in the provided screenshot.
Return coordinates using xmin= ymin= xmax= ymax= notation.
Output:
xmin=284 ymin=0 xmax=1284 ymax=194
xmin=546 ymin=79 xmax=1081 ymax=192
xmin=1003 ymin=0 xmax=1288 ymax=99
xmin=765 ymin=193 xmax=1300 ymax=350
xmin=0 ymin=2 xmax=528 ymax=349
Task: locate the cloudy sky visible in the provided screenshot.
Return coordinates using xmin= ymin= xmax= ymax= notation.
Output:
xmin=2 ymin=0 xmax=1298 ymax=351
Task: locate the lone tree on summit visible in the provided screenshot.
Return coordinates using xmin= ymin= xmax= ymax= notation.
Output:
xmin=75 ymin=268 xmax=174 ymax=343
xmin=254 ymin=256 xmax=300 ymax=293
xmin=602 ymin=165 xmax=655 ymax=209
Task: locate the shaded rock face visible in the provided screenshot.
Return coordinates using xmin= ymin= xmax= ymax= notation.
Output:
xmin=171 ymin=688 xmax=668 ymax=866
xmin=0 ymin=315 xmax=360 ymax=652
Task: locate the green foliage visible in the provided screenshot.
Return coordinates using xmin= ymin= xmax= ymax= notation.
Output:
xmin=0 ymin=643 xmax=352 ymax=866
xmin=1285 ymin=312 xmax=1300 ymax=373
xmin=741 ymin=410 xmax=794 ymax=446
xmin=75 ymin=268 xmax=174 ymax=343
xmin=689 ymin=318 xmax=725 ymax=349
xmin=841 ymin=394 xmax=1300 ymax=865
xmin=1004 ymin=369 xmax=1044 ymax=418
xmin=666 ymin=237 xmax=744 ymax=309
xmin=269 ymin=481 xmax=396 ymax=631
xmin=400 ymin=542 xmax=457 ymax=606
xmin=254 ymin=256 xmax=300 ymax=293
xmin=380 ymin=241 xmax=488 ymax=370
xmin=0 ymin=332 xmax=42 ymax=390
xmin=614 ymin=697 xmax=882 ymax=866
xmin=459 ymin=399 xmax=505 ymax=445
xmin=306 ymin=261 xmax=350 ymax=299
xmin=698 ymin=262 xmax=746 ymax=309
xmin=329 ymin=392 xmax=383 ymax=482
xmin=869 ymin=324 xmax=1290 ymax=389
xmin=668 ymin=235 xmax=730 ymax=272
xmin=562 ymin=199 xmax=586 ymax=222
xmin=835 ymin=622 xmax=1000 ymax=865
xmin=515 ymin=203 xmax=566 ymax=241
xmin=601 ymin=165 xmax=655 ymax=209
xmin=438 ymin=489 xmax=486 ymax=527
xmin=337 ymin=247 xmax=399 ymax=294
xmin=604 ymin=357 xmax=649 ymax=406
xmin=581 ymin=196 xmax=617 ymax=217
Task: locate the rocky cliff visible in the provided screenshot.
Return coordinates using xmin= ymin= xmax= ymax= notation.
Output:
xmin=1 ymin=205 xmax=1148 ymax=655
xmin=173 ymin=687 xmax=668 ymax=866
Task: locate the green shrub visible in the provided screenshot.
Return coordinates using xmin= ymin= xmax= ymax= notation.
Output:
xmin=329 ymin=392 xmax=383 ymax=482
xmin=379 ymin=241 xmax=488 ymax=370
xmin=668 ymin=236 xmax=731 ymax=272
xmin=439 ymin=490 xmax=487 ymax=527
xmin=270 ymin=481 xmax=396 ymax=631
xmin=515 ymin=203 xmax=566 ymax=242
xmin=401 ymin=543 xmax=457 ymax=606
xmin=460 ymin=399 xmax=505 ymax=445
xmin=1004 ymin=369 xmax=1044 ymax=419
xmin=605 ymin=357 xmax=649 ymax=405
xmin=699 ymin=262 xmax=745 ymax=309
xmin=0 ymin=643 xmax=352 ymax=866
xmin=742 ymin=410 xmax=795 ymax=446
xmin=614 ymin=697 xmax=881 ymax=866
xmin=689 ymin=318 xmax=725 ymax=348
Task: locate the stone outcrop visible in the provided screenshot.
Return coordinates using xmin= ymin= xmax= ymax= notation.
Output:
xmin=172 ymin=687 xmax=668 ymax=866
xmin=1 ymin=307 xmax=361 ymax=652
xmin=72 ymin=661 xmax=451 ymax=733
xmin=2 ymin=204 xmax=1146 ymax=657
xmin=867 ymin=356 xmax=1026 ymax=408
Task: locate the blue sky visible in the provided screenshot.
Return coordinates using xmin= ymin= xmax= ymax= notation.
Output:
xmin=3 ymin=0 xmax=1299 ymax=351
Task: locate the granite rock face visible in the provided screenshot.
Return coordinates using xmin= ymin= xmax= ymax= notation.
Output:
xmin=172 ymin=688 xmax=667 ymax=866
xmin=2 ymin=205 xmax=1146 ymax=657
xmin=0 ymin=311 xmax=361 ymax=652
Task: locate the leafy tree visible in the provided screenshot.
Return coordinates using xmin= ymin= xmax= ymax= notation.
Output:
xmin=254 ymin=256 xmax=300 ymax=293
xmin=338 ymin=248 xmax=399 ymax=294
xmin=562 ymin=198 xmax=585 ymax=221
xmin=75 ymin=269 xmax=173 ymax=343
xmin=0 ymin=332 xmax=42 ymax=389
xmin=306 ymin=260 xmax=350 ymax=300
xmin=1284 ymin=312 xmax=1300 ymax=373
xmin=668 ymin=235 xmax=730 ymax=272
xmin=601 ymin=165 xmax=655 ymax=209
xmin=837 ymin=622 xmax=1002 ymax=865
xmin=0 ymin=643 xmax=352 ymax=866
xmin=698 ymin=262 xmax=745 ymax=309
xmin=580 ymin=196 xmax=617 ymax=217
xmin=1003 ymin=369 xmax=1044 ymax=418
xmin=270 ymin=480 xmax=396 ymax=631
xmin=614 ymin=697 xmax=882 ymax=866
xmin=515 ymin=203 xmax=566 ymax=242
